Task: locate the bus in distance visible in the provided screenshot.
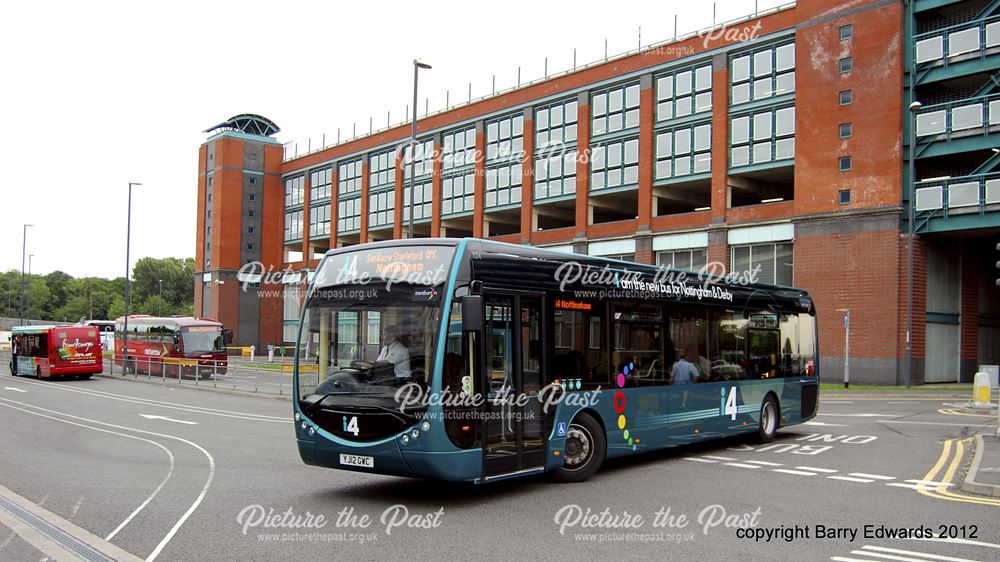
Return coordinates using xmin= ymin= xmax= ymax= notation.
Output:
xmin=115 ymin=315 xmax=230 ymax=377
xmin=9 ymin=325 xmax=103 ymax=380
xmin=293 ymin=239 xmax=818 ymax=483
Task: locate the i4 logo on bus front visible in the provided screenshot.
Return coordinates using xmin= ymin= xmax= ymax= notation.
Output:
xmin=343 ymin=415 xmax=360 ymax=436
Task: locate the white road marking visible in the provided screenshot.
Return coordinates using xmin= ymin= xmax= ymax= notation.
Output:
xmin=818 ymin=413 xmax=895 ymax=417
xmin=803 ymin=421 xmax=849 ymax=427
xmin=140 ymin=414 xmax=198 ymax=425
xmin=831 ymin=556 xmax=885 ymax=562
xmin=744 ymin=460 xmax=783 ymax=466
xmin=880 ymin=420 xmax=998 ymax=428
xmin=0 ymin=396 xmax=215 ymax=562
xmin=10 ymin=378 xmax=290 ymax=423
xmin=723 ymin=462 xmax=761 ymax=469
xmin=912 ymin=535 xmax=1000 ymax=550
xmin=828 ymin=475 xmax=875 ymax=483
xmin=701 ymin=455 xmax=736 ymax=461
xmin=858 ymin=545 xmax=979 ymax=562
xmin=849 ymin=473 xmax=895 ymax=480
xmin=3 ymin=387 xmax=26 ymax=393
xmin=904 ymin=479 xmax=954 ymax=486
xmin=0 ymin=399 xmax=176 ymax=543
xmin=69 ymin=497 xmax=83 ymax=520
xmin=773 ymin=469 xmax=818 ymax=476
xmin=796 ymin=466 xmax=838 ymax=473
xmin=886 ymin=482 xmax=953 ymax=490
xmin=683 ymin=457 xmax=717 ymax=463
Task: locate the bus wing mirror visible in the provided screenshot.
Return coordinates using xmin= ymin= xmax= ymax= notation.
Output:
xmin=461 ymin=295 xmax=483 ymax=332
xmin=223 ymin=329 xmax=234 ymax=345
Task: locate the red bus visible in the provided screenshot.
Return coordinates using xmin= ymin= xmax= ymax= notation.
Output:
xmin=114 ymin=316 xmax=230 ymax=378
xmin=9 ymin=325 xmax=103 ymax=380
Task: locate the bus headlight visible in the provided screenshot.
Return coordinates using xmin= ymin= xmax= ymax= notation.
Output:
xmin=420 ymin=421 xmax=431 ymax=432
xmin=308 ymin=427 xmax=315 ymax=436
xmin=300 ymin=422 xmax=307 ymax=430
xmin=294 ymin=412 xmax=301 ymax=422
xmin=411 ymin=429 xmax=420 ymax=439
xmin=400 ymin=434 xmax=410 ymax=444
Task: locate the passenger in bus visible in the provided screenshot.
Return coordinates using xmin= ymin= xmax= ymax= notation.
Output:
xmin=671 ymin=349 xmax=699 ymax=385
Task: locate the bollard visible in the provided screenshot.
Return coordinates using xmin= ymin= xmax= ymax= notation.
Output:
xmin=973 ymin=371 xmax=991 ymax=409
xmin=250 ymin=346 xmax=256 ymax=363
xmin=268 ymin=344 xmax=274 ymax=363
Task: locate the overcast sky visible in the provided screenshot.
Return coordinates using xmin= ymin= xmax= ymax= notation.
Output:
xmin=1 ymin=0 xmax=788 ymax=279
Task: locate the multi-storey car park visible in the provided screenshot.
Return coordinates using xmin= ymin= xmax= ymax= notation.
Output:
xmin=194 ymin=0 xmax=1000 ymax=385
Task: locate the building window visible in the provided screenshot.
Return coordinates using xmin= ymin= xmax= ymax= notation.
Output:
xmin=338 ymin=159 xmax=362 ymax=194
xmin=283 ymin=283 xmax=300 ymax=342
xmin=248 ymin=193 xmax=256 ymax=202
xmin=485 ymin=162 xmax=522 ymax=208
xmin=592 ymin=137 xmax=640 ymax=191
xmin=839 ymin=189 xmax=852 ymax=204
xmin=535 ymin=98 xmax=578 ymax=149
xmin=486 ymin=113 xmax=524 ymax=162
xmin=250 ymin=152 xmax=258 ymax=161
xmin=284 ymin=209 xmax=304 ymax=241
xmin=442 ymin=126 xmax=476 ymax=170
xmin=730 ymin=42 xmax=795 ymax=105
xmin=369 ymin=188 xmax=395 ymax=228
xmin=248 ymin=226 xmax=255 ymax=235
xmin=442 ymin=171 xmax=475 ymax=216
xmin=310 ymin=167 xmax=332 ymax=201
xmin=403 ymin=139 xmax=435 ymax=179
xmin=207 ymin=193 xmax=212 ymax=203
xmin=839 ymin=24 xmax=853 ymax=41
xmin=337 ymin=196 xmax=361 ymax=233
xmin=839 ymin=90 xmax=853 ymax=105
xmin=247 ymin=243 xmax=255 ymax=251
xmin=309 ymin=204 xmax=331 ymax=238
xmin=249 ymin=177 xmax=256 ymax=185
xmin=730 ymin=106 xmax=795 ymax=167
xmin=839 ymin=123 xmax=853 ymax=138
xmin=403 ymin=180 xmax=432 ymax=222
xmin=535 ymin=151 xmax=577 ymax=200
xmin=592 ymin=82 xmax=640 ymax=136
xmin=248 ymin=210 xmax=256 ymax=218
xmin=732 ymin=242 xmax=793 ymax=285
xmin=839 ymin=156 xmax=852 ymax=171
xmin=284 ymin=175 xmax=304 ymax=207
xmin=656 ymin=63 xmax=712 ymax=121
xmin=839 ymin=57 xmax=853 ymax=74
xmin=657 ymin=248 xmax=707 ymax=272
xmin=655 ymin=123 xmax=711 ymax=180
xmin=368 ymin=149 xmax=395 ymax=189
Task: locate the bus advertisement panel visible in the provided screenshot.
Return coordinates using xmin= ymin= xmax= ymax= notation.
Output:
xmin=9 ymin=325 xmax=103 ymax=380
xmin=114 ymin=316 xmax=229 ymax=377
xmin=292 ymin=239 xmax=818 ymax=483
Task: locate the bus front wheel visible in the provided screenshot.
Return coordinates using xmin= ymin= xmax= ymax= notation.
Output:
xmin=551 ymin=413 xmax=606 ymax=483
xmin=756 ymin=395 xmax=779 ymax=443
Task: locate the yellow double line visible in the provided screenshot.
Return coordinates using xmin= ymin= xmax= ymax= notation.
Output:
xmin=936 ymin=408 xmax=995 ymax=418
xmin=917 ymin=438 xmax=1000 ymax=507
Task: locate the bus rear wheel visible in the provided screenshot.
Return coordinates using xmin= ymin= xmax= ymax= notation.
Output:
xmin=550 ymin=413 xmax=606 ymax=483
xmin=756 ymin=395 xmax=779 ymax=443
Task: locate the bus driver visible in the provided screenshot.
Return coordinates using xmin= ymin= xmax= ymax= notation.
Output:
xmin=374 ymin=325 xmax=411 ymax=378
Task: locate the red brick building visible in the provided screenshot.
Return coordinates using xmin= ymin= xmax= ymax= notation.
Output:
xmin=195 ymin=0 xmax=1000 ymax=385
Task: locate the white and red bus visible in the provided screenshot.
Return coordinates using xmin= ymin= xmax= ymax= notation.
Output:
xmin=115 ymin=316 xmax=230 ymax=377
xmin=9 ymin=325 xmax=103 ymax=380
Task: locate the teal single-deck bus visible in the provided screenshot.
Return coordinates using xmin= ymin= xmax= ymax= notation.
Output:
xmin=293 ymin=239 xmax=818 ymax=483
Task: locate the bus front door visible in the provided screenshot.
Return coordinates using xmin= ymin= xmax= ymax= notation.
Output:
xmin=482 ymin=292 xmax=547 ymax=479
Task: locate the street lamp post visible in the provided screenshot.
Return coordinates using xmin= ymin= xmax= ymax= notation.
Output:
xmin=906 ymin=100 xmax=921 ymax=388
xmin=158 ymin=279 xmax=163 ymax=316
xmin=27 ymin=254 xmax=34 ymax=321
xmin=409 ymin=59 xmax=432 ymax=240
xmin=19 ymin=223 xmax=33 ymax=324
xmin=836 ymin=309 xmax=850 ymax=389
xmin=123 ymin=182 xmax=142 ymax=373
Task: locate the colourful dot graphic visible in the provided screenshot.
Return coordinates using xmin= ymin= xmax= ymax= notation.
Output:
xmin=616 ymin=366 xmax=637 ymax=449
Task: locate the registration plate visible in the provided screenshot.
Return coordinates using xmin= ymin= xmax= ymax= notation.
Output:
xmin=339 ymin=454 xmax=374 ymax=468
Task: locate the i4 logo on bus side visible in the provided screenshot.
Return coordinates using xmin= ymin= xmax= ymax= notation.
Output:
xmin=722 ymin=387 xmax=738 ymax=420
xmin=343 ymin=415 xmax=360 ymax=436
